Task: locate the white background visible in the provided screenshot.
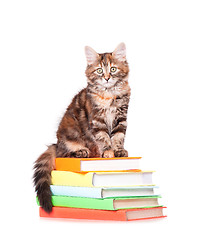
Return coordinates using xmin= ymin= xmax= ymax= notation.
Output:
xmin=0 ymin=0 xmax=203 ymax=239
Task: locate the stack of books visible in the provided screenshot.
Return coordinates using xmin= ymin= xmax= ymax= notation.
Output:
xmin=38 ymin=157 xmax=166 ymax=221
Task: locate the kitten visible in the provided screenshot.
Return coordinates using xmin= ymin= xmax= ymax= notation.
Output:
xmin=33 ymin=43 xmax=131 ymax=213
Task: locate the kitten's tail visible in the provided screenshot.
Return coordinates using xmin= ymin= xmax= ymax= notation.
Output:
xmin=33 ymin=144 xmax=56 ymax=213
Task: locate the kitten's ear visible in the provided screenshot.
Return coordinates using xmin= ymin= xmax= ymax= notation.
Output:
xmin=113 ymin=42 xmax=126 ymax=61
xmin=85 ymin=46 xmax=99 ymax=65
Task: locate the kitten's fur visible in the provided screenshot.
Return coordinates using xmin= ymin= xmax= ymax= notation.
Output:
xmin=33 ymin=43 xmax=131 ymax=213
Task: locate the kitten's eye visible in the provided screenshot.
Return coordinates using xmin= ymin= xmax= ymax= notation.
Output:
xmin=96 ymin=68 xmax=103 ymax=74
xmin=110 ymin=67 xmax=117 ymax=73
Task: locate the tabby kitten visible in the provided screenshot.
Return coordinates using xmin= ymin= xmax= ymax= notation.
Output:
xmin=33 ymin=43 xmax=131 ymax=213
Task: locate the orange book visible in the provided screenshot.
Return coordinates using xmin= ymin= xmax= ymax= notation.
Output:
xmin=55 ymin=157 xmax=141 ymax=172
xmin=39 ymin=207 xmax=166 ymax=221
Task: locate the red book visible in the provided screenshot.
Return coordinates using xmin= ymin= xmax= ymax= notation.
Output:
xmin=39 ymin=207 xmax=166 ymax=221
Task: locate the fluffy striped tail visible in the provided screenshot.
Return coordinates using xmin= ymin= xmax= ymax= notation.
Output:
xmin=33 ymin=144 xmax=56 ymax=213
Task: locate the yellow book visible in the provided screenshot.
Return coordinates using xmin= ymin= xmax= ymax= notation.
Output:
xmin=51 ymin=170 xmax=154 ymax=188
xmin=52 ymin=171 xmax=94 ymax=187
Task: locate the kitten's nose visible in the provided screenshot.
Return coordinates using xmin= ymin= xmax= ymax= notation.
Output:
xmin=105 ymin=77 xmax=110 ymax=82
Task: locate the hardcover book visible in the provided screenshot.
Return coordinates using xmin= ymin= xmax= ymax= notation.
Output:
xmin=55 ymin=157 xmax=141 ymax=172
xmin=37 ymin=195 xmax=162 ymax=210
xmin=50 ymin=185 xmax=159 ymax=198
xmin=51 ymin=170 xmax=154 ymax=187
xmin=39 ymin=206 xmax=167 ymax=221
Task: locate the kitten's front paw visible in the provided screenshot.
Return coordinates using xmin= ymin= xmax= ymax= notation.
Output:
xmin=102 ymin=150 xmax=115 ymax=158
xmin=114 ymin=149 xmax=128 ymax=157
xmin=71 ymin=149 xmax=89 ymax=158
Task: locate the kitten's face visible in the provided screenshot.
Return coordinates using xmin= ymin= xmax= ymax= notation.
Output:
xmin=85 ymin=43 xmax=129 ymax=91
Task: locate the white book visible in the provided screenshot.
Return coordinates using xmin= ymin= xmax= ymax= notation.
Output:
xmin=81 ymin=158 xmax=140 ymax=171
xmin=93 ymin=171 xmax=154 ymax=187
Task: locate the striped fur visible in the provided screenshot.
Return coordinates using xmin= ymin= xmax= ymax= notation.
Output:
xmin=33 ymin=43 xmax=131 ymax=212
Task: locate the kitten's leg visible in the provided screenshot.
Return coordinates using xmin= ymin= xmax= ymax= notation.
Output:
xmin=84 ymin=132 xmax=102 ymax=158
xmin=67 ymin=140 xmax=90 ymax=158
xmin=56 ymin=140 xmax=90 ymax=158
xmin=111 ymin=116 xmax=128 ymax=157
xmin=57 ymin=114 xmax=90 ymax=158
xmin=92 ymin=118 xmax=114 ymax=158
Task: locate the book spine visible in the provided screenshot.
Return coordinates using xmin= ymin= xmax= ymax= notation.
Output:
xmin=50 ymin=185 xmax=102 ymax=198
xmin=51 ymin=170 xmax=94 ymax=187
xmin=55 ymin=158 xmax=81 ymax=172
xmin=39 ymin=207 xmax=127 ymax=221
xmin=50 ymin=196 xmax=115 ymax=210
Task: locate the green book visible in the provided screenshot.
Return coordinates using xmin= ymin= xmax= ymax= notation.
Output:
xmin=37 ymin=196 xmax=162 ymax=210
